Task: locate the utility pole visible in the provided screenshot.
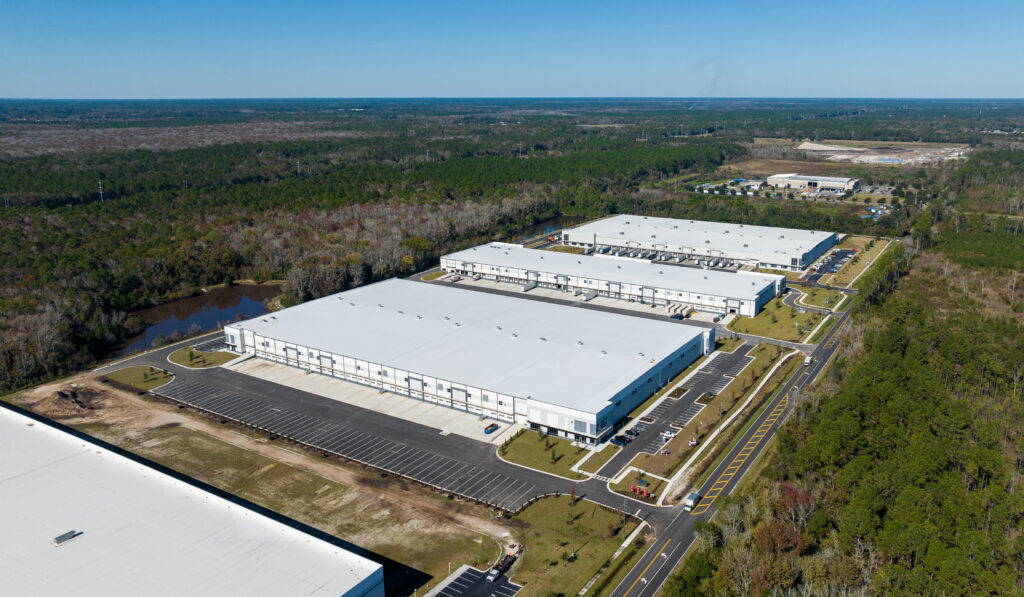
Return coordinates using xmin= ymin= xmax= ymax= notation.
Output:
xmin=296 ymin=160 xmax=301 ymax=177
xmin=98 ymin=180 xmax=104 ymax=204
xmin=518 ymin=141 xmax=522 ymax=157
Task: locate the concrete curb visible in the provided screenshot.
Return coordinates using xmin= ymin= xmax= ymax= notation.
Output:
xmin=656 ymin=350 xmax=800 ymax=506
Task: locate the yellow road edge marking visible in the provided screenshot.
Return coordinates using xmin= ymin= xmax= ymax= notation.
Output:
xmin=691 ymin=392 xmax=791 ymax=516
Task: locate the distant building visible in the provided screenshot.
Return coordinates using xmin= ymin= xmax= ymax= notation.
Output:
xmin=767 ymin=174 xmax=860 ymax=192
xmin=0 ymin=405 xmax=385 ymax=597
xmin=441 ymin=242 xmax=785 ymax=317
xmin=561 ymin=215 xmax=838 ymax=272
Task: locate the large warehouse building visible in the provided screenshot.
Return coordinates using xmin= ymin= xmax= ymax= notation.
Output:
xmin=225 ymin=279 xmax=713 ymax=444
xmin=561 ymin=215 xmax=838 ymax=271
xmin=441 ymin=242 xmax=784 ymax=317
xmin=0 ymin=405 xmax=384 ymax=597
xmin=766 ymin=173 xmax=860 ymax=192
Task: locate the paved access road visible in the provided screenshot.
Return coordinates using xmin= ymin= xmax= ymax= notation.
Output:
xmin=100 ymin=337 xmax=637 ymax=517
xmin=608 ymin=308 xmax=850 ymax=597
xmin=100 ymin=292 xmax=852 ymax=597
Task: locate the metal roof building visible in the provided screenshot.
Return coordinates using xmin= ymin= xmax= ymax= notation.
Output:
xmin=225 ymin=279 xmax=712 ymax=443
xmin=0 ymin=406 xmax=384 ymax=597
xmin=441 ymin=242 xmax=784 ymax=317
xmin=561 ymin=215 xmax=838 ymax=271
xmin=767 ymin=173 xmax=860 ymax=192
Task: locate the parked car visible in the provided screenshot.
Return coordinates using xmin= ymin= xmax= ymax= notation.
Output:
xmin=624 ymin=428 xmax=639 ymax=438
xmin=484 ymin=423 xmax=500 ymax=434
xmin=670 ymin=313 xmax=684 ymax=320
xmin=614 ymin=434 xmax=631 ymax=444
xmin=610 ymin=437 xmax=627 ymax=447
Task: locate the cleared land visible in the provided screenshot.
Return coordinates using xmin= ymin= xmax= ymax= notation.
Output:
xmin=544 ymin=245 xmax=586 ymax=254
xmin=3 ymin=372 xmax=517 ymax=595
xmin=104 ymin=366 xmax=174 ymax=391
xmin=0 ymin=121 xmax=377 ymax=158
xmin=500 ymin=430 xmax=589 ymax=480
xmin=797 ymin=286 xmax=844 ymax=310
xmin=513 ymin=495 xmax=639 ymax=596
xmin=169 ymin=347 xmax=237 ymax=368
xmin=721 ymin=158 xmax=849 ymax=178
xmin=579 ymin=444 xmax=620 ymax=475
xmin=727 ymin=298 xmax=824 ymax=342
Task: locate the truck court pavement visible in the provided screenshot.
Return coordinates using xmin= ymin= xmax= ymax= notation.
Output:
xmin=98 ymin=300 xmax=850 ymax=596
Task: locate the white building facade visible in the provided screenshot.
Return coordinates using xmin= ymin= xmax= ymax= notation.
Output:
xmin=225 ymin=279 xmax=712 ymax=444
xmin=441 ymin=242 xmax=784 ymax=317
xmin=767 ymin=173 xmax=860 ymax=192
xmin=561 ymin=215 xmax=839 ymax=271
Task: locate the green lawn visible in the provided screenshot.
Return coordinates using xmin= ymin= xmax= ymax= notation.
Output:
xmin=513 ymin=495 xmax=638 ymax=596
xmin=104 ymin=366 xmax=174 ymax=391
xmin=578 ymin=444 xmax=620 ymax=475
xmin=585 ymin=535 xmax=651 ymax=597
xmin=421 ymin=270 xmax=446 ymax=281
xmin=797 ymin=286 xmax=843 ymax=309
xmin=610 ymin=469 xmax=666 ymax=502
xmin=169 ymin=347 xmax=238 ymax=368
xmin=501 ymin=430 xmax=589 ymax=480
xmin=727 ymin=297 xmax=823 ymax=342
xmin=808 ymin=315 xmax=837 ymax=344
xmin=756 ymin=268 xmax=805 ymax=282
xmin=716 ymin=337 xmax=744 ymax=353
xmin=544 ymin=245 xmax=586 ymax=254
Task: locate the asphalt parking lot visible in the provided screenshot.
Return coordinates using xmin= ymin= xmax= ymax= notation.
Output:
xmin=189 ymin=337 xmax=226 ymax=352
xmin=814 ymin=249 xmax=856 ymax=275
xmin=433 ymin=567 xmax=521 ymax=597
xmin=154 ymin=378 xmax=540 ymax=512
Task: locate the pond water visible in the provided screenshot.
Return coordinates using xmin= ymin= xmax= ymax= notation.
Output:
xmin=118 ymin=284 xmax=280 ymax=355
xmin=513 ymin=215 xmax=590 ymax=242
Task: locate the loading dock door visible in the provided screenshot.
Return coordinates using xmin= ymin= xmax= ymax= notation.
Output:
xmin=318 ymin=355 xmax=333 ymax=370
xmin=451 ymin=388 xmax=468 ymax=410
xmin=408 ymin=377 xmax=423 ymax=392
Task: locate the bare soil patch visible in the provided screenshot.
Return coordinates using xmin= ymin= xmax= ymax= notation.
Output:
xmin=0 ymin=121 xmax=379 ymax=158
xmin=5 ymin=371 xmax=509 ymax=594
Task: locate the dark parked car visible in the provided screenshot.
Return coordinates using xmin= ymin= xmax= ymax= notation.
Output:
xmin=610 ymin=437 xmax=627 ymax=447
xmin=484 ymin=423 xmax=500 ymax=434
xmin=670 ymin=313 xmax=684 ymax=320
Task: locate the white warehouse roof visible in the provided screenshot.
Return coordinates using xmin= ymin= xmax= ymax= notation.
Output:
xmin=230 ymin=279 xmax=706 ymax=415
xmin=564 ymin=215 xmax=835 ymax=261
xmin=444 ymin=242 xmax=782 ymax=301
xmin=0 ymin=406 xmax=383 ymax=597
xmin=769 ymin=173 xmax=857 ymax=184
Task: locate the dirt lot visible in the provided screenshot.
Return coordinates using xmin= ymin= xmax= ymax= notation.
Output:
xmin=4 ymin=371 xmax=507 ymax=595
xmin=0 ymin=121 xmax=380 ymax=158
xmin=720 ymin=159 xmax=849 ymax=178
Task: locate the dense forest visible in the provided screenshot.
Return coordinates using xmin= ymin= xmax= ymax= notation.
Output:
xmin=664 ymin=149 xmax=1024 ymax=596
xmin=3 ymin=102 xmax=1024 ymax=596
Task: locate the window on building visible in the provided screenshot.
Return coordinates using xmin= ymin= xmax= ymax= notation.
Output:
xmin=380 ymin=369 xmax=388 ymax=377
xmin=574 ymin=420 xmax=587 ymax=433
xmin=308 ymin=351 xmax=314 ymax=358
xmin=482 ymin=393 xmax=490 ymax=402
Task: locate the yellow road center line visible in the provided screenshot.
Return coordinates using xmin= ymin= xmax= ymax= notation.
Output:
xmin=623 ymin=539 xmax=672 ymax=596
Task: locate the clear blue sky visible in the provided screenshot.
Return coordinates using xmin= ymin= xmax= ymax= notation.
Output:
xmin=2 ymin=0 xmax=1021 ymax=98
